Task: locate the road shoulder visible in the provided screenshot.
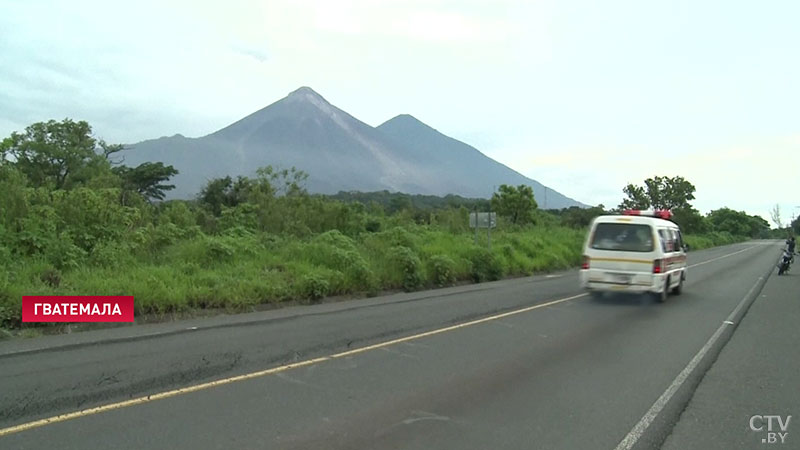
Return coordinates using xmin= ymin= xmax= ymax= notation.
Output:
xmin=662 ymin=265 xmax=800 ymax=449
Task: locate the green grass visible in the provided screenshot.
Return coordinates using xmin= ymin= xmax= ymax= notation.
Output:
xmin=684 ymin=231 xmax=744 ymax=250
xmin=0 ymin=225 xmax=745 ymax=330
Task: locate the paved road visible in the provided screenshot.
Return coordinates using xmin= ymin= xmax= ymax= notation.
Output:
xmin=662 ymin=249 xmax=799 ymax=450
xmin=0 ymin=241 xmax=786 ymax=449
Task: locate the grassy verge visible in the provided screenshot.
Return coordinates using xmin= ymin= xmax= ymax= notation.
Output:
xmin=0 ymin=225 xmax=583 ymax=329
xmin=683 ymin=231 xmax=746 ymax=250
xmin=0 ymin=225 xmax=746 ymax=332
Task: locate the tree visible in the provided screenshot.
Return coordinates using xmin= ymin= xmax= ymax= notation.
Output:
xmin=671 ymin=207 xmax=709 ymax=234
xmin=619 ymin=176 xmax=696 ymax=211
xmin=112 ymin=162 xmax=178 ymax=203
xmin=388 ymin=195 xmax=413 ymax=213
xmin=199 ymin=176 xmax=238 ymax=216
xmin=197 ymin=166 xmax=311 ymax=217
xmin=255 ymin=166 xmax=308 ymax=197
xmin=748 ymin=215 xmax=770 ymax=238
xmin=559 ymin=205 xmax=607 ymax=228
xmin=619 ymin=184 xmax=651 ymax=210
xmin=491 ymin=184 xmax=537 ymax=224
xmin=1 ymin=119 xmax=108 ymax=190
xmin=769 ymin=204 xmax=783 ymax=229
xmin=707 ymin=208 xmax=769 ymax=238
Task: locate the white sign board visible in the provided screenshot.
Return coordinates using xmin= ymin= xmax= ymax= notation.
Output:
xmin=469 ymin=212 xmax=497 ymax=229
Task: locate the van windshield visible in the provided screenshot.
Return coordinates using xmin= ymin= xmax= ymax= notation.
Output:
xmin=590 ymin=223 xmax=654 ymax=252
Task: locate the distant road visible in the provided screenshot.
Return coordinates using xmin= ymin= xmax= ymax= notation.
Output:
xmin=0 ymin=241 xmax=782 ymax=449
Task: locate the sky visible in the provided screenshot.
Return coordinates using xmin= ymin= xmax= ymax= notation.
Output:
xmin=1 ymin=0 xmax=798 ymax=225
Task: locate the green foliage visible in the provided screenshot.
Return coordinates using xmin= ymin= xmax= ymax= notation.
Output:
xmin=556 ymin=205 xmax=607 ymax=228
xmin=388 ymin=246 xmax=423 ymax=291
xmin=466 ymin=247 xmax=503 ymax=282
xmin=113 ymin=161 xmax=178 ymax=202
xmin=491 ymin=184 xmax=537 ymax=224
xmin=683 ymin=231 xmax=743 ymax=250
xmin=89 ymin=241 xmax=136 ymax=268
xmin=158 ymin=201 xmax=197 ymax=228
xmin=365 ymin=219 xmax=381 ymax=232
xmin=706 ymin=208 xmax=769 ymax=238
xmin=365 ymin=226 xmax=420 ymax=252
xmin=301 ymin=273 xmax=330 ymax=302
xmin=329 ymin=190 xmax=488 ymax=212
xmin=1 ymin=119 xmax=109 ymax=190
xmin=302 ymin=231 xmax=374 ymax=290
xmin=43 ymin=233 xmax=87 ymax=270
xmin=427 ymin=255 xmax=456 ymax=287
xmin=619 ymin=176 xmax=696 ymax=211
xmin=199 ymin=176 xmax=242 ymax=216
xmin=671 ymin=207 xmax=709 ymax=234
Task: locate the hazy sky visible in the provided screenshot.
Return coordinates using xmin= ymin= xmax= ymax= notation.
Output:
xmin=2 ymin=0 xmax=798 ymax=224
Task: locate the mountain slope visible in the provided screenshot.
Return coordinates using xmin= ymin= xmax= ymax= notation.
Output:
xmin=377 ymin=114 xmax=582 ymax=208
xmin=125 ymin=87 xmax=585 ymax=208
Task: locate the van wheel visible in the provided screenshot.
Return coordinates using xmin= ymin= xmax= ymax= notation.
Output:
xmin=671 ymin=276 xmax=683 ymax=295
xmin=589 ymin=291 xmax=603 ymax=300
xmin=653 ymin=279 xmax=668 ymax=303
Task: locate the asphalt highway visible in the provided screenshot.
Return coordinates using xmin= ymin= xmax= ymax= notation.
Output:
xmin=0 ymin=241 xmax=787 ymax=449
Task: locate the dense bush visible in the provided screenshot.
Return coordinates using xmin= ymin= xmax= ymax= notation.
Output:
xmin=427 ymin=255 xmax=456 ymax=287
xmin=388 ymin=246 xmax=423 ymax=291
xmin=466 ymin=247 xmax=503 ymax=283
xmin=301 ymin=273 xmax=330 ymax=302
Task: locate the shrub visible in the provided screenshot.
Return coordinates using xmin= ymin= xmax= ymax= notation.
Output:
xmin=466 ymin=247 xmax=503 ymax=282
xmin=365 ymin=219 xmax=381 ymax=232
xmin=388 ymin=246 xmax=423 ymax=291
xmin=374 ymin=226 xmax=419 ymax=250
xmin=39 ymin=267 xmax=62 ymax=288
xmin=158 ymin=201 xmax=197 ymax=228
xmin=89 ymin=241 xmax=136 ymax=268
xmin=427 ymin=254 xmax=456 ymax=287
xmin=204 ymin=237 xmax=236 ymax=263
xmin=301 ymin=273 xmax=329 ymax=302
xmin=43 ymin=233 xmax=87 ymax=270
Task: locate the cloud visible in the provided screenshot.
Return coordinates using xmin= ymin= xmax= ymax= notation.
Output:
xmin=230 ymin=42 xmax=270 ymax=63
xmin=306 ymin=0 xmax=519 ymax=43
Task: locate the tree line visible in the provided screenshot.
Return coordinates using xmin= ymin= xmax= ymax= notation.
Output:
xmin=0 ymin=118 xmax=776 ymax=270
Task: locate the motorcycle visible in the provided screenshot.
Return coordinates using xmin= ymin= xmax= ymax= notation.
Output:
xmin=777 ymin=249 xmax=794 ymax=275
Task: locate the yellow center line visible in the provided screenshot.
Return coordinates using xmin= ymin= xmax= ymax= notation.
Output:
xmin=0 ymin=293 xmax=587 ymax=437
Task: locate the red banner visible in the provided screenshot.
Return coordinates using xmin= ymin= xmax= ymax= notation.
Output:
xmin=22 ymin=296 xmax=135 ymax=323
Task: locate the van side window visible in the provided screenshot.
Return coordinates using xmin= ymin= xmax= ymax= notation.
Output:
xmin=662 ymin=229 xmax=677 ymax=252
xmin=658 ymin=230 xmax=669 ymax=252
xmin=674 ymin=230 xmax=684 ymax=251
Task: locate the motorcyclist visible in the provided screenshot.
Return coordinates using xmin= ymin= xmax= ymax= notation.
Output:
xmin=778 ymin=238 xmax=795 ymax=275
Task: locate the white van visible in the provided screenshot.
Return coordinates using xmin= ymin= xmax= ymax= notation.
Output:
xmin=579 ymin=210 xmax=688 ymax=302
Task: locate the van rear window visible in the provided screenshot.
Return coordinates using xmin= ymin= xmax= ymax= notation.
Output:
xmin=590 ymin=223 xmax=654 ymax=252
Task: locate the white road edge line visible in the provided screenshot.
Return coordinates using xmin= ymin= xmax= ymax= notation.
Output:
xmin=613 ymin=276 xmax=764 ymax=450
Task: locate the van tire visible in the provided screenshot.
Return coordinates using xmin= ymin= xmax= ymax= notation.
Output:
xmin=671 ymin=276 xmax=683 ymax=295
xmin=653 ymin=279 xmax=668 ymax=303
